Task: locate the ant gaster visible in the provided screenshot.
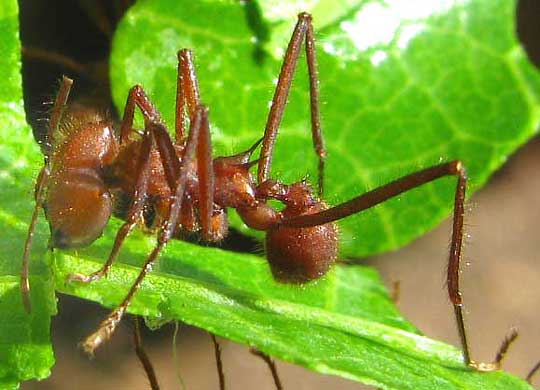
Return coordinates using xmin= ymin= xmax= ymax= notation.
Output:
xmin=21 ymin=13 xmax=514 ymax=372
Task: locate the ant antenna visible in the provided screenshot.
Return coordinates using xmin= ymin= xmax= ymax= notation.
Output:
xmin=22 ymin=47 xmax=88 ymax=76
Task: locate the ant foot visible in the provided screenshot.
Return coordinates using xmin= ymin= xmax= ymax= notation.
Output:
xmin=66 ymin=270 xmax=105 ymax=284
xmin=468 ymin=361 xmax=500 ymax=372
xmin=80 ymin=307 xmax=124 ymax=356
xmin=467 ymin=328 xmax=518 ymax=372
xmin=80 ymin=327 xmax=107 ymax=358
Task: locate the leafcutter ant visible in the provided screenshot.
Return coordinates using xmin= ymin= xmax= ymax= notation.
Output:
xmin=21 ymin=12 xmax=514 ymax=372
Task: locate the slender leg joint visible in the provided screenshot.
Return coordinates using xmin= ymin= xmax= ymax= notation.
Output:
xmin=81 ymin=306 xmax=126 ymax=356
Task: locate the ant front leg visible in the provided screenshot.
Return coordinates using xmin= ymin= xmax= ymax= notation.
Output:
xmin=119 ymin=84 xmax=165 ymax=144
xmin=280 ymin=161 xmax=517 ymax=371
xmin=176 ymin=49 xmax=202 ymax=143
xmin=175 ymin=50 xmax=225 ymax=241
xmin=257 ymin=12 xmax=326 ymax=196
xmin=21 ymin=76 xmax=73 ymax=313
xmin=81 ymin=112 xmax=203 ymax=355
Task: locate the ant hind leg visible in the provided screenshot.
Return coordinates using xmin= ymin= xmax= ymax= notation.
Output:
xmin=280 ymin=161 xmax=518 ymax=370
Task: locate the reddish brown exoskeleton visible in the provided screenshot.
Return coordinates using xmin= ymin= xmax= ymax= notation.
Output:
xmin=21 ymin=13 xmax=514 ymax=372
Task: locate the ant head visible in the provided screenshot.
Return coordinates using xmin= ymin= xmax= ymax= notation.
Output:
xmin=45 ymin=169 xmax=113 ymax=249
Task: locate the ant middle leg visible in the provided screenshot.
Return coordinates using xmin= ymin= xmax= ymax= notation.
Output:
xmin=279 ymin=161 xmax=517 ymax=371
xmin=176 ymin=49 xmax=202 ymax=142
xmin=133 ymin=316 xmax=160 ymax=390
xmin=527 ymin=359 xmax=540 ymax=385
xmin=257 ymin=12 xmax=326 ymax=196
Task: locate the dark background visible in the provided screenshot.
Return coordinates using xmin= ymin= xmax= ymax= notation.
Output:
xmin=18 ymin=1 xmax=540 ymax=389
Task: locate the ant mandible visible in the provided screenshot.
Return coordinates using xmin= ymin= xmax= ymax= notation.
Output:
xmin=20 ymin=12 xmax=512 ymax=371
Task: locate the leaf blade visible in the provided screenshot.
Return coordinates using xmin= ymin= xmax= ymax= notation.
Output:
xmin=0 ymin=0 xmax=56 ymax=388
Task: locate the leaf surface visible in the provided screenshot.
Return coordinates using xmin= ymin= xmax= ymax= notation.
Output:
xmin=0 ymin=1 xmax=56 ymax=388
xmin=1 ymin=0 xmax=537 ymax=389
xmin=54 ymin=228 xmax=529 ymax=390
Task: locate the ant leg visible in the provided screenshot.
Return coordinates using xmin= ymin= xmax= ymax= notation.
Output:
xmin=66 ymin=129 xmax=153 ymax=284
xmin=250 ymin=349 xmax=283 ymax=390
xmin=81 ymin=113 xmax=203 ymax=355
xmin=20 ymin=76 xmax=73 ymax=313
xmin=133 ymin=316 xmax=160 ymax=390
xmin=67 ymin=105 xmax=214 ymax=283
xmin=195 ymin=106 xmax=218 ymax=241
xmin=280 ymin=161 xmax=517 ymax=371
xmin=492 ymin=328 xmax=518 ymax=367
xmin=257 ymin=12 xmax=326 ymax=196
xmin=119 ymin=85 xmax=165 ymax=144
xmin=210 ymin=334 xmax=226 ymax=390
xmin=176 ymin=49 xmax=201 ymax=142
xmin=175 ymin=51 xmax=220 ymax=240
xmin=526 ymin=360 xmax=540 ymax=384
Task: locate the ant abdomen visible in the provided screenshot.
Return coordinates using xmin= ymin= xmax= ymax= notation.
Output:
xmin=265 ymin=202 xmax=339 ymax=283
xmin=46 ymin=169 xmax=113 ymax=248
xmin=45 ymin=107 xmax=118 ymax=249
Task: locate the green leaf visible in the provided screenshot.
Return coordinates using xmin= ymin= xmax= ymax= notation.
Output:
xmin=53 ymin=227 xmax=530 ymax=390
xmin=1 ymin=0 xmax=536 ymax=389
xmin=110 ymin=0 xmax=540 ymax=257
xmin=54 ymin=0 xmax=525 ymax=388
xmin=0 ymin=1 xmax=56 ymax=388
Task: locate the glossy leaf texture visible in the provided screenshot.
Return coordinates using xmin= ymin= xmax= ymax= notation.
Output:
xmin=0 ymin=0 xmax=56 ymax=388
xmin=110 ymin=0 xmax=540 ymax=257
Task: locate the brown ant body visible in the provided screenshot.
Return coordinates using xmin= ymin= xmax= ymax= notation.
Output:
xmin=21 ymin=13 xmax=513 ymax=373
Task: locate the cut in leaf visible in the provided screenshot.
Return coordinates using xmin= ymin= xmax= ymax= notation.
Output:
xmin=0 ymin=0 xmax=56 ymax=388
